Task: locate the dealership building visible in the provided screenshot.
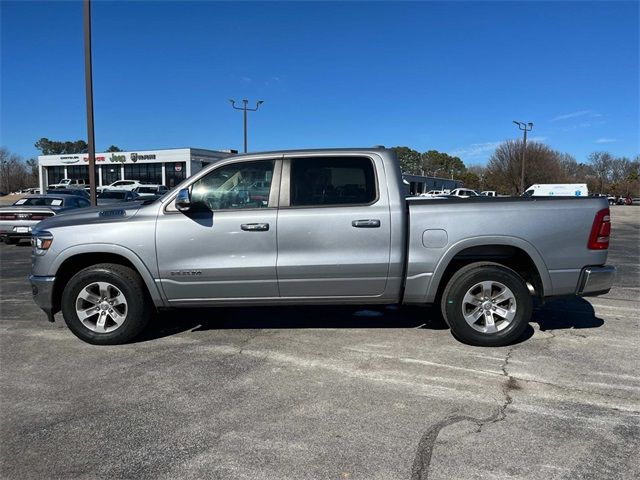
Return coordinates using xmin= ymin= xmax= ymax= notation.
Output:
xmin=402 ymin=173 xmax=463 ymax=195
xmin=37 ymin=148 xmax=235 ymax=192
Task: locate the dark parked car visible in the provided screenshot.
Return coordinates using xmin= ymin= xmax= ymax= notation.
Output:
xmin=0 ymin=194 xmax=91 ymax=244
xmin=97 ymin=190 xmax=140 ymax=205
xmin=47 ymin=188 xmax=90 ymax=198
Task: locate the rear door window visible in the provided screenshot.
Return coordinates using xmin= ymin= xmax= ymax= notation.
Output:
xmin=289 ymin=157 xmax=377 ymax=207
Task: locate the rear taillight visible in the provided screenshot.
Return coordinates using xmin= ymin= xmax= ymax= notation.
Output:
xmin=0 ymin=214 xmax=16 ymax=220
xmin=588 ymin=208 xmax=611 ymax=250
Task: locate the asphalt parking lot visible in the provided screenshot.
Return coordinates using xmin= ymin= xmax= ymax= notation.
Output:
xmin=0 ymin=207 xmax=638 ymax=480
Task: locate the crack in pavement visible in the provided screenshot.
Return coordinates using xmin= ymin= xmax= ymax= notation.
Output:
xmin=410 ymin=347 xmax=519 ymax=480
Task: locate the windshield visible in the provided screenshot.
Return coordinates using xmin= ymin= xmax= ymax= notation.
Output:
xmin=99 ymin=192 xmax=126 ymax=199
xmin=14 ymin=197 xmax=64 ymax=206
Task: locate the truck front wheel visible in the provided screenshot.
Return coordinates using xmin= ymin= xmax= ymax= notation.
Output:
xmin=440 ymin=262 xmax=532 ymax=347
xmin=61 ymin=263 xmax=151 ymax=345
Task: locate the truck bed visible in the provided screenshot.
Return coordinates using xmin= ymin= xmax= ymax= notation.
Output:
xmin=403 ymin=196 xmax=609 ymax=303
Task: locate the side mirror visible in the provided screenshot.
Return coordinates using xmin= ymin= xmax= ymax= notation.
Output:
xmin=175 ymin=188 xmax=191 ymax=212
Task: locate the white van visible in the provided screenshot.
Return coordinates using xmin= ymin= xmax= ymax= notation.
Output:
xmin=524 ymin=184 xmax=588 ymax=197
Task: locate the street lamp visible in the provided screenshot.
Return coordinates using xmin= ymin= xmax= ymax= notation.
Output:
xmin=83 ymin=0 xmax=97 ymax=205
xmin=229 ymin=99 xmax=264 ymax=153
xmin=513 ymin=120 xmax=533 ymax=194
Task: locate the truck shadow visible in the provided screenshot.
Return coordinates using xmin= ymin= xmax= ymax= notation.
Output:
xmin=137 ymin=304 xmax=448 ymax=343
xmin=137 ymin=297 xmax=604 ymax=343
xmin=532 ymin=297 xmax=604 ymax=331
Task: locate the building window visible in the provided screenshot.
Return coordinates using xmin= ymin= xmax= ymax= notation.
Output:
xmin=165 ymin=162 xmax=186 ymax=188
xmin=124 ymin=163 xmax=162 ymax=184
xmin=47 ymin=166 xmax=66 ymax=185
xmin=66 ymin=165 xmax=89 ymax=182
xmin=102 ymin=165 xmax=121 ymax=185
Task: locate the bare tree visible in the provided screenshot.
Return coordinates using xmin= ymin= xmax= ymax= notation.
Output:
xmin=587 ymin=151 xmax=614 ymax=193
xmin=0 ymin=148 xmax=37 ymax=193
xmin=485 ymin=140 xmax=564 ymax=195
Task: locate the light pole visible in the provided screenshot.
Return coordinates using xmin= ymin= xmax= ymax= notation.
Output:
xmin=513 ymin=120 xmax=533 ymax=194
xmin=83 ymin=0 xmax=97 ymax=206
xmin=229 ymin=99 xmax=263 ymax=153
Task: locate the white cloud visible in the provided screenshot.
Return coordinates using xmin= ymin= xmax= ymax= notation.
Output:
xmin=551 ymin=110 xmax=592 ymax=122
xmin=562 ymin=120 xmax=607 ymax=132
xmin=240 ymin=76 xmax=252 ymax=84
xmin=595 ymin=138 xmax=617 ymax=144
xmin=451 ymin=141 xmax=502 ymax=158
xmin=452 ymin=136 xmax=549 ymax=160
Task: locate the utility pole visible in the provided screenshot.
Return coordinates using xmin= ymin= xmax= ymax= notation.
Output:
xmin=229 ymin=99 xmax=263 ymax=153
xmin=513 ymin=120 xmax=533 ymax=194
xmin=83 ymin=0 xmax=97 ymax=206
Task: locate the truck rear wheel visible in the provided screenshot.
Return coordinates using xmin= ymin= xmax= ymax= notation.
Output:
xmin=61 ymin=263 xmax=151 ymax=345
xmin=440 ymin=262 xmax=532 ymax=347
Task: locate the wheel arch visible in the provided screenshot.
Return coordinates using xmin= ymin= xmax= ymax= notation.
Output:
xmin=425 ymin=236 xmax=551 ymax=304
xmin=50 ymin=245 xmax=165 ymax=315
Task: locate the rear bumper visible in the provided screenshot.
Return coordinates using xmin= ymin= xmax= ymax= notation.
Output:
xmin=29 ymin=275 xmax=56 ymax=322
xmin=1 ymin=232 xmax=32 ymax=240
xmin=576 ymin=265 xmax=616 ymax=296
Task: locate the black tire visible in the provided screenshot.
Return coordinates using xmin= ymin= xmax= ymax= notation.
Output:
xmin=61 ymin=263 xmax=151 ymax=345
xmin=4 ymin=237 xmax=16 ymax=245
xmin=440 ymin=262 xmax=532 ymax=347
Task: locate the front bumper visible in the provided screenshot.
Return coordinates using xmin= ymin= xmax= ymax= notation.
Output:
xmin=29 ymin=275 xmax=56 ymax=322
xmin=576 ymin=265 xmax=616 ymax=297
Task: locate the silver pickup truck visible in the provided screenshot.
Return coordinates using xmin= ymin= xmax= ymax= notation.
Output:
xmin=29 ymin=148 xmax=615 ymax=346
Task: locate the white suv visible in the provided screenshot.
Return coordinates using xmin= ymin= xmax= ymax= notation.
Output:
xmin=449 ymin=188 xmax=479 ymax=198
xmin=97 ymin=180 xmax=142 ymax=193
xmin=49 ymin=178 xmax=86 ymax=189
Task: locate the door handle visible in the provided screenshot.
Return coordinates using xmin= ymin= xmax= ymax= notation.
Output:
xmin=241 ymin=223 xmax=270 ymax=231
xmin=352 ymin=219 xmax=381 ymax=228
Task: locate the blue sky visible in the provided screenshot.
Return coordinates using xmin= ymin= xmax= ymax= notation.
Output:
xmin=1 ymin=1 xmax=638 ymax=165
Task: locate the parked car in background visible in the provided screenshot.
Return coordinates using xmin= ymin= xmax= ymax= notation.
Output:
xmin=49 ymin=178 xmax=86 ymax=189
xmin=47 ymin=188 xmax=90 ymax=198
xmin=448 ymin=188 xmax=479 ymax=198
xmin=419 ymin=190 xmax=448 ymax=198
xmin=481 ymin=191 xmax=497 ymax=197
xmin=97 ymin=180 xmax=142 ymax=193
xmin=0 ymin=194 xmax=90 ymax=244
xmin=97 ymin=190 xmax=140 ymax=205
xmin=523 ymin=184 xmax=588 ymax=197
xmin=133 ymin=185 xmax=169 ymax=198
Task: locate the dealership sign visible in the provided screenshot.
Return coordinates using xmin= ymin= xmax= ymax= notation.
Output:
xmin=60 ymin=155 xmax=80 ymax=164
xmin=109 ymin=152 xmax=157 ymax=163
xmin=131 ymin=153 xmax=156 ymax=162
xmin=82 ymin=156 xmax=106 ymax=163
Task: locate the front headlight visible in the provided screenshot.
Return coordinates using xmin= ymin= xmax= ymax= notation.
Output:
xmin=31 ymin=231 xmax=53 ymax=255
